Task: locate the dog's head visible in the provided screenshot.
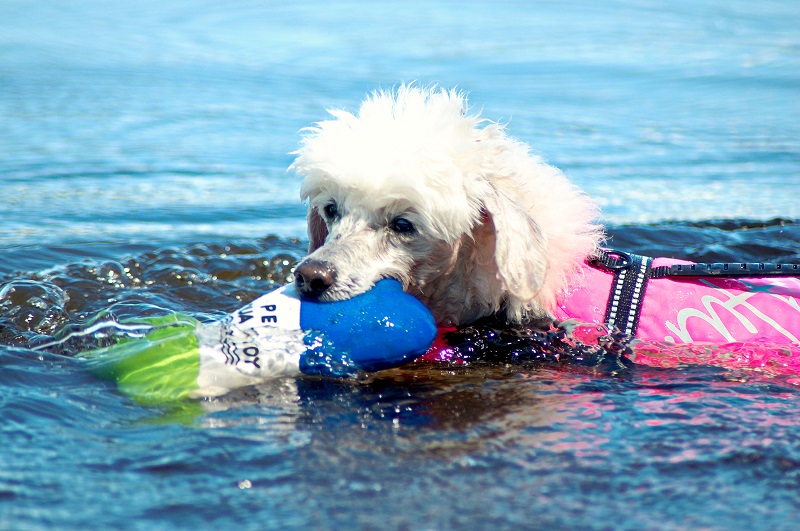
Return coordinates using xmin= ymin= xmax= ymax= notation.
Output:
xmin=289 ymin=85 xmax=601 ymax=326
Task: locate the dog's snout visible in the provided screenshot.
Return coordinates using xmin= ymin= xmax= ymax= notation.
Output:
xmin=294 ymin=260 xmax=337 ymax=299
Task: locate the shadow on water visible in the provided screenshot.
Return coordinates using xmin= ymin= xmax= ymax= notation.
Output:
xmin=0 ymin=236 xmax=305 ymax=349
xmin=607 ymin=218 xmax=800 ymax=262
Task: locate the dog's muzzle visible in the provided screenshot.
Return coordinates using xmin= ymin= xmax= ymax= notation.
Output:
xmin=294 ymin=259 xmax=337 ymax=299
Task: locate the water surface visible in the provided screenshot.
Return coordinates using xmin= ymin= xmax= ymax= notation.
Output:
xmin=1 ymin=1 xmax=799 ymax=529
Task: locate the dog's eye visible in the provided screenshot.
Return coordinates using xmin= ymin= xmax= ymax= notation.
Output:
xmin=322 ymin=203 xmax=338 ymax=220
xmin=389 ymin=217 xmax=415 ymax=234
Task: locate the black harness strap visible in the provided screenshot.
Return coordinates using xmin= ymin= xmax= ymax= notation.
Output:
xmin=588 ymin=249 xmax=800 ymax=336
xmin=590 ymin=250 xmax=652 ymax=336
xmin=649 ymin=261 xmax=800 ymax=279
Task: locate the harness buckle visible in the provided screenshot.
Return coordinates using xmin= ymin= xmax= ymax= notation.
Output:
xmin=589 ymin=249 xmax=633 ymax=271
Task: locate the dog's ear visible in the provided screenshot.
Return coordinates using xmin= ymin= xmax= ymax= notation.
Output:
xmin=482 ymin=187 xmax=549 ymax=302
xmin=307 ymin=207 xmax=328 ymax=252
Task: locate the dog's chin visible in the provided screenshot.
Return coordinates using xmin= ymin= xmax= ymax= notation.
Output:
xmin=302 ymin=275 xmax=406 ymax=302
xmin=304 ymin=281 xmax=376 ymax=302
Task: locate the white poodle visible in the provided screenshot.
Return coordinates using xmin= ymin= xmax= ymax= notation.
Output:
xmin=290 ymin=85 xmax=603 ymax=327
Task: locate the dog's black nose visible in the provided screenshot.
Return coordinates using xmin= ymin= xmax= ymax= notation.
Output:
xmin=294 ymin=259 xmax=337 ymax=299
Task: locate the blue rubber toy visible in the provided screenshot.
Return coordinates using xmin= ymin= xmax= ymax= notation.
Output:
xmin=299 ymin=279 xmax=437 ymax=374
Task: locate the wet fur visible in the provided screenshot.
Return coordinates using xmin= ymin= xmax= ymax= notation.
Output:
xmin=290 ymin=85 xmax=603 ymax=327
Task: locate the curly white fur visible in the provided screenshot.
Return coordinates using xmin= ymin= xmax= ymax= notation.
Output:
xmin=290 ymin=85 xmax=603 ymax=327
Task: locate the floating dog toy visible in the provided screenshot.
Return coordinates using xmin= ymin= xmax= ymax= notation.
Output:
xmin=82 ymin=279 xmax=436 ymax=404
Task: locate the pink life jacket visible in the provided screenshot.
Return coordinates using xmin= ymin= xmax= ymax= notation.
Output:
xmin=422 ymin=250 xmax=800 ymax=378
xmin=553 ymin=250 xmax=800 ymax=344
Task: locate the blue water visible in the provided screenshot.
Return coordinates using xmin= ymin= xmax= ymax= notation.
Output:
xmin=2 ymin=1 xmax=800 ymax=528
